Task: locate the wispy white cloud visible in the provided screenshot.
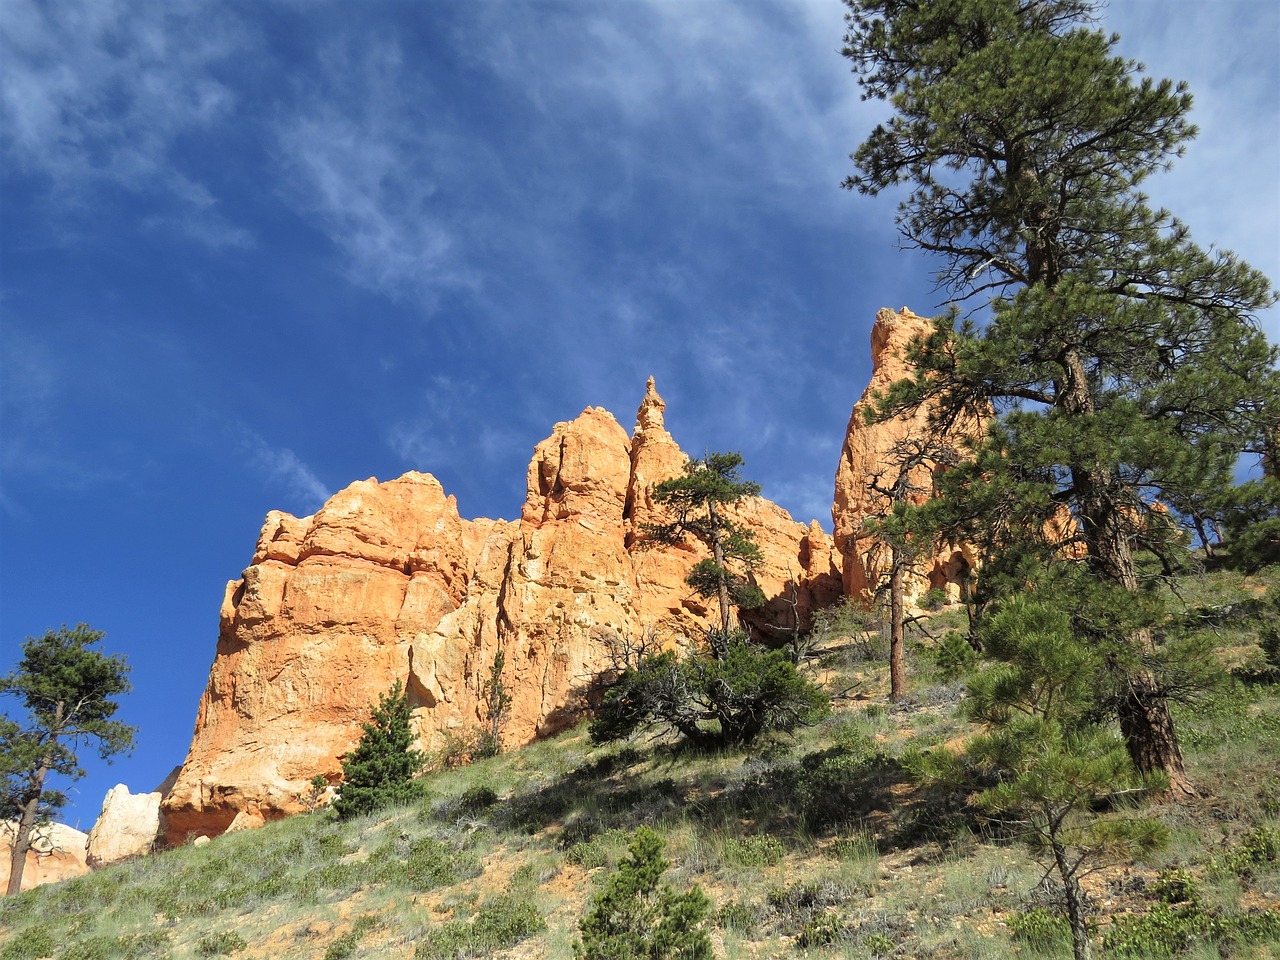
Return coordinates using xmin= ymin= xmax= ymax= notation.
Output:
xmin=273 ymin=39 xmax=481 ymax=306
xmin=0 ymin=326 xmax=135 ymax=514
xmin=0 ymin=0 xmax=251 ymax=248
xmin=231 ymin=426 xmax=330 ymax=512
xmin=0 ymin=330 xmax=57 ymax=516
xmin=386 ymin=375 xmax=526 ymax=488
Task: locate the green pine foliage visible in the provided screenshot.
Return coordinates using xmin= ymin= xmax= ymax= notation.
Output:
xmin=646 ymin=452 xmax=766 ymax=634
xmin=2 ymin=624 xmax=135 ymax=895
xmin=962 ymin=588 xmax=1169 ymax=960
xmin=1218 ymin=475 xmax=1280 ymax=571
xmin=476 ymin=649 xmax=512 ymax=759
xmin=332 ymin=681 xmax=426 ymax=821
xmin=575 ymin=827 xmax=712 ymax=960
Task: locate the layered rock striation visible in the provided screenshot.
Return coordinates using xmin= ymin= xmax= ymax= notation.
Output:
xmin=162 ymin=379 xmax=838 ymax=842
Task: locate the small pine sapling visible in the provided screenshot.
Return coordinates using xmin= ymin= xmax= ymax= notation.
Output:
xmin=333 ymin=681 xmax=425 ymax=820
xmin=965 ymin=590 xmax=1168 ymax=960
xmin=575 ymin=827 xmax=712 ymax=960
xmin=477 ymin=648 xmax=512 ymax=758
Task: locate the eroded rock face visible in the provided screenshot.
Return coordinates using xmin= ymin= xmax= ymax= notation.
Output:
xmin=1 ymin=822 xmax=89 ymax=892
xmin=832 ymin=307 xmax=986 ymax=604
xmin=163 ymin=381 xmax=837 ymax=843
xmin=162 ymin=472 xmax=480 ymax=842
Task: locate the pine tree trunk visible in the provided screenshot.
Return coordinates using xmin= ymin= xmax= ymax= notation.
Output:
xmin=889 ymin=550 xmax=906 ymax=702
xmin=1051 ymin=838 xmax=1092 ymax=960
xmin=1064 ymin=351 xmax=1194 ymax=800
xmin=5 ymin=763 xmax=48 ymax=897
xmin=709 ymin=505 xmax=732 ymax=637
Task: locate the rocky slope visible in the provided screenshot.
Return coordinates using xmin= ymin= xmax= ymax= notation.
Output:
xmin=161 ymin=379 xmax=840 ymax=842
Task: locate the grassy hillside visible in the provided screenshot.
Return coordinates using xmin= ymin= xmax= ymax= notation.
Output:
xmin=3 ymin=567 xmax=1278 ymax=960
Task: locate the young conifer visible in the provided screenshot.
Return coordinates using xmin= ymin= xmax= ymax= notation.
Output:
xmin=333 ymin=680 xmax=425 ymax=820
xmin=645 ymin=452 xmax=765 ymax=642
xmin=575 ymin=827 xmax=712 ymax=960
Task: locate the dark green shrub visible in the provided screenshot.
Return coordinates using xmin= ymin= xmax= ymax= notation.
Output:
xmin=1209 ymin=825 xmax=1280 ymax=879
xmin=1215 ymin=909 xmax=1280 ymax=947
xmin=778 ymin=742 xmax=901 ymax=831
xmin=53 ymin=938 xmax=119 ymax=960
xmin=565 ymin=838 xmax=613 ymax=869
xmin=590 ymin=638 xmax=828 ymax=749
xmin=405 ymin=836 xmax=477 ymax=891
xmin=863 ymin=932 xmax=896 ymax=956
xmin=333 ymin=681 xmax=426 ymax=820
xmin=1103 ymin=903 xmax=1206 ymax=958
xmin=1149 ymin=867 xmax=1200 ymax=907
xmin=575 ymin=827 xmax=712 ymax=960
xmin=930 ymin=630 xmax=978 ymax=680
xmin=458 ymin=785 xmax=499 ymax=811
xmin=323 ymin=933 xmax=359 ymax=960
xmin=324 ymin=915 xmax=381 ymax=960
xmin=922 ymin=586 xmax=949 ymax=611
xmin=796 ymin=910 xmax=847 ymax=948
xmin=720 ymin=834 xmax=785 ymax=868
xmin=315 ymin=831 xmax=356 ymax=858
xmin=765 ymin=878 xmax=855 ymax=933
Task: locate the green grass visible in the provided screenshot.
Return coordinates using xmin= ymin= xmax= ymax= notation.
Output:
xmin=2 ymin=566 xmax=1277 ymax=960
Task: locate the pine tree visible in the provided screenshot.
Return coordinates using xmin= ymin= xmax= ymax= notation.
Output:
xmin=842 ymin=0 xmax=1280 ymax=798
xmin=2 ymin=625 xmax=134 ymax=895
xmin=645 ymin=452 xmax=765 ymax=643
xmin=863 ymin=436 xmax=962 ymax=701
xmin=333 ymin=681 xmax=425 ymax=820
xmin=964 ymin=585 xmax=1168 ymax=960
xmin=575 ymin=827 xmax=712 ymax=960
xmin=477 ymin=648 xmax=512 ymax=758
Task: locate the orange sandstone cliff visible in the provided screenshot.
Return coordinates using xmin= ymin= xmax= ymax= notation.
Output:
xmin=161 ymin=379 xmax=839 ymax=842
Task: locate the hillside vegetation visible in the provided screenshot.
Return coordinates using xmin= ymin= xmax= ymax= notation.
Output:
xmin=2 ymin=566 xmax=1278 ymax=960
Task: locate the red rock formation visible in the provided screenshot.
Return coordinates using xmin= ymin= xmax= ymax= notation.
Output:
xmin=832 ymin=307 xmax=985 ymax=604
xmin=162 ymin=472 xmax=481 ymax=842
xmin=162 ymin=381 xmax=837 ymax=843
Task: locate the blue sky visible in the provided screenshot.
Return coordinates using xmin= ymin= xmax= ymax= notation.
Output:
xmin=2 ymin=0 xmax=1277 ymax=829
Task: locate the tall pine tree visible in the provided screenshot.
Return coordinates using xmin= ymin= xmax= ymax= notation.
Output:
xmin=842 ymin=0 xmax=1280 ymax=799
xmin=2 ymin=625 xmax=134 ymax=895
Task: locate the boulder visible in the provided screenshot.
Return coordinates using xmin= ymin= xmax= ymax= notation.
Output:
xmin=86 ymin=783 xmax=165 ymax=867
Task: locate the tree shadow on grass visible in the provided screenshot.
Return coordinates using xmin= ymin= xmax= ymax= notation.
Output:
xmin=488 ymin=737 xmax=979 ymax=855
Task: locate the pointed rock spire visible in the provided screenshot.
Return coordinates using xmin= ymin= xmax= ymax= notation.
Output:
xmin=634 ymin=375 xmax=667 ymax=437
